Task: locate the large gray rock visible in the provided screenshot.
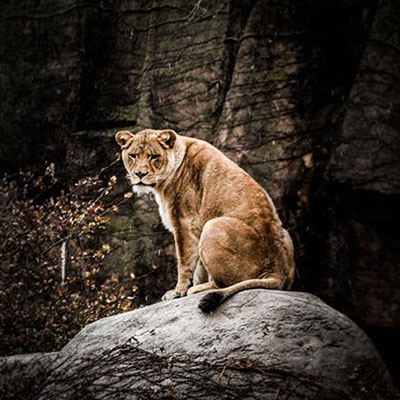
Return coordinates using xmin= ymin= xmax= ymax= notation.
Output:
xmin=29 ymin=290 xmax=396 ymax=399
xmin=0 ymin=352 xmax=58 ymax=399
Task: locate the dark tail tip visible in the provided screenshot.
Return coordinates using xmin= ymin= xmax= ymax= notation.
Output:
xmin=198 ymin=291 xmax=224 ymax=313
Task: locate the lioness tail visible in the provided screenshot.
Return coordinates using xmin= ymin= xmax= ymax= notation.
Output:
xmin=198 ymin=277 xmax=283 ymax=313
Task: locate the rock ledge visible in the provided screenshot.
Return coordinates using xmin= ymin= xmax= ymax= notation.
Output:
xmin=2 ymin=290 xmax=398 ymax=399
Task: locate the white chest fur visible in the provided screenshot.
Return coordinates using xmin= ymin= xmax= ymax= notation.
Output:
xmin=153 ymin=192 xmax=174 ymax=233
xmin=132 ymin=184 xmax=174 ymax=233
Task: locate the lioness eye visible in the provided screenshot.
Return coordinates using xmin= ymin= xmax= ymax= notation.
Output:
xmin=129 ymin=153 xmax=137 ymax=160
xmin=150 ymin=154 xmax=160 ymax=161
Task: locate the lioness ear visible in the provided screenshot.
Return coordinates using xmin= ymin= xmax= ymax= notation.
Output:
xmin=158 ymin=130 xmax=177 ymax=149
xmin=115 ymin=131 xmax=134 ymax=149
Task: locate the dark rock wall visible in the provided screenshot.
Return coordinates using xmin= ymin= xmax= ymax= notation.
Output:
xmin=1 ymin=0 xmax=399 ymax=383
xmin=327 ymin=0 xmax=400 ymax=327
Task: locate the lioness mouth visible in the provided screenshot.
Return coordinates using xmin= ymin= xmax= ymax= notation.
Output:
xmin=136 ymin=182 xmax=155 ymax=187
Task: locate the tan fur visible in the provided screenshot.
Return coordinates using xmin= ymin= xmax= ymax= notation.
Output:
xmin=116 ymin=129 xmax=295 ymax=311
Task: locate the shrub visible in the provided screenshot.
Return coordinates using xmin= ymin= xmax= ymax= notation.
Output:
xmin=0 ymin=158 xmax=135 ymax=355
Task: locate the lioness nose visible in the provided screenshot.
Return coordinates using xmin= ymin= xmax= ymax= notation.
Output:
xmin=135 ymin=171 xmax=148 ymax=179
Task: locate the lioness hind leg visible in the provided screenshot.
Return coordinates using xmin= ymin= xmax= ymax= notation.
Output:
xmin=281 ymin=228 xmax=295 ymax=290
xmin=199 ymin=217 xmax=268 ymax=288
xmin=197 ymin=216 xmax=290 ymax=313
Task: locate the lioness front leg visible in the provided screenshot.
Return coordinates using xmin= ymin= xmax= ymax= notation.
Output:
xmin=161 ymin=227 xmax=198 ymax=301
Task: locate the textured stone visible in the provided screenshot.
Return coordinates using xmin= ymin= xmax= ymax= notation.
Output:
xmin=32 ymin=290 xmax=397 ymax=399
xmin=0 ymin=352 xmax=58 ymax=399
xmin=330 ymin=0 xmax=400 ymax=195
xmin=323 ymin=0 xmax=400 ymax=330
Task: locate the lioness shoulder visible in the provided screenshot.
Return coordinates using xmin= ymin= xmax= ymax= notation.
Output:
xmin=116 ymin=129 xmax=295 ymax=312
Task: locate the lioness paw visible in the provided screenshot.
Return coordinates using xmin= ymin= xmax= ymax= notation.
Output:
xmin=187 ymin=286 xmax=198 ymax=295
xmin=161 ymin=289 xmax=183 ymax=301
xmin=188 ymin=282 xmax=217 ymax=295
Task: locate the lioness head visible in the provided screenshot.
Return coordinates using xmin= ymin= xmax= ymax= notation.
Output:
xmin=115 ymin=129 xmax=178 ymax=192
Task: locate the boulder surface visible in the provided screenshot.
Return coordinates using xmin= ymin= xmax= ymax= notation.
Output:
xmin=20 ymin=290 xmax=396 ymax=399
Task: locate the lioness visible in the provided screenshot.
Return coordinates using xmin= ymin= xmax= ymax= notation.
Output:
xmin=116 ymin=129 xmax=295 ymax=312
